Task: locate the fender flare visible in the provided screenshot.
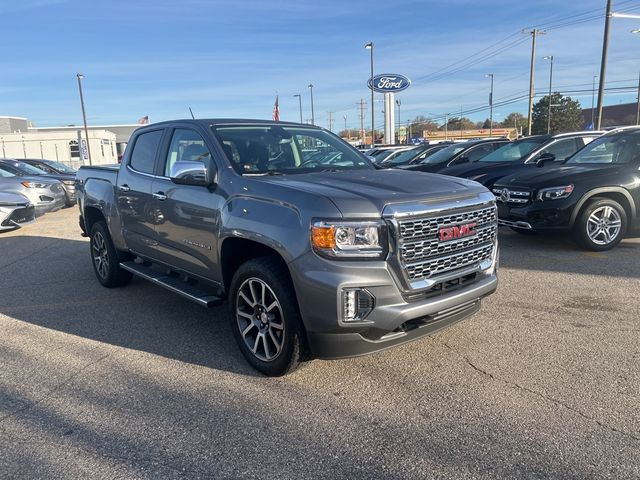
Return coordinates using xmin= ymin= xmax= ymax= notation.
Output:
xmin=569 ymin=187 xmax=636 ymax=227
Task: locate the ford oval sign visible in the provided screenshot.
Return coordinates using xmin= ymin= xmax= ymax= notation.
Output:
xmin=368 ymin=74 xmax=411 ymax=93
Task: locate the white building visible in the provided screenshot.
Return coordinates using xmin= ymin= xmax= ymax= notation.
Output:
xmin=0 ymin=116 xmax=141 ymax=168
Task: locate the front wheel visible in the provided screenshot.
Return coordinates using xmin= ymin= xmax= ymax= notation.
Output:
xmin=574 ymin=198 xmax=627 ymax=251
xmin=229 ymin=256 xmax=306 ymax=376
xmin=89 ymin=221 xmax=133 ymax=287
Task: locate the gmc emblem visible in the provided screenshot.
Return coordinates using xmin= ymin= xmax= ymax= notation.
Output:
xmin=439 ymin=222 xmax=477 ymax=242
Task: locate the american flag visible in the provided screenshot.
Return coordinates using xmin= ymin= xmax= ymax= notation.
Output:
xmin=272 ymin=96 xmax=280 ymax=121
xmin=137 ymin=115 xmax=149 ymax=124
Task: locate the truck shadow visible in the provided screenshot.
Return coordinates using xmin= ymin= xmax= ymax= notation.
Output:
xmin=0 ymin=234 xmax=261 ymax=377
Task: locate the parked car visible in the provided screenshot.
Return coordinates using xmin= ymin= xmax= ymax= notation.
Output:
xmin=399 ymin=138 xmax=510 ymax=173
xmin=0 ymin=192 xmax=35 ymax=231
xmin=0 ymin=158 xmax=76 ymax=206
xmin=0 ymin=168 xmax=66 ymax=215
xmin=76 ymin=119 xmax=498 ymax=376
xmin=493 ymin=126 xmax=640 ymax=251
xmin=377 ymin=144 xmax=451 ymax=168
xmin=442 ymin=131 xmax=604 ymax=189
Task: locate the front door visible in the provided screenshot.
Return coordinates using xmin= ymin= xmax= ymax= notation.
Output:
xmin=150 ymin=127 xmax=224 ymax=282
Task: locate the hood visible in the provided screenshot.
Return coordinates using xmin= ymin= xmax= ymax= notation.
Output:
xmin=0 ymin=191 xmax=30 ymax=206
xmin=257 ymin=169 xmax=489 ymax=217
xmin=495 ymin=163 xmax=626 ymax=188
xmin=397 ymin=163 xmax=447 ymax=173
xmin=441 ymin=161 xmax=513 ymax=178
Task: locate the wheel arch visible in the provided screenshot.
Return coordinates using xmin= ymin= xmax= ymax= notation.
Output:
xmin=569 ymin=188 xmax=636 ymax=228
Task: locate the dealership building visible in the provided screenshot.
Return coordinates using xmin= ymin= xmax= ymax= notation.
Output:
xmin=0 ymin=116 xmax=140 ymax=167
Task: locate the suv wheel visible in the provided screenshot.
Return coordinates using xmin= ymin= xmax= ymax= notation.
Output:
xmin=89 ymin=221 xmax=133 ymax=287
xmin=229 ymin=256 xmax=306 ymax=376
xmin=575 ymin=197 xmax=627 ymax=251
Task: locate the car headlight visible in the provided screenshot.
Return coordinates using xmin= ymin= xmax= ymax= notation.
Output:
xmin=62 ymin=180 xmax=76 ymax=186
xmin=537 ymin=185 xmax=574 ymax=201
xmin=311 ymin=221 xmax=386 ymax=259
xmin=21 ymin=181 xmax=50 ymax=189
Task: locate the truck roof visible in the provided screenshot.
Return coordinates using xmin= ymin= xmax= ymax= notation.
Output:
xmin=141 ymin=119 xmax=322 ymax=129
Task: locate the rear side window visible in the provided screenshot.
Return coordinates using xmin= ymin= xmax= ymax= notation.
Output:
xmin=129 ymin=130 xmax=163 ymax=174
xmin=537 ymin=138 xmax=580 ymax=162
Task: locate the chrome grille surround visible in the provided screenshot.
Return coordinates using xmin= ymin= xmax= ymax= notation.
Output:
xmin=383 ymin=192 xmax=498 ymax=292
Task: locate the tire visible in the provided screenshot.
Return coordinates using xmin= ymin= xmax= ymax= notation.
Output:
xmin=89 ymin=221 xmax=133 ymax=288
xmin=509 ymin=227 xmax=537 ymax=235
xmin=574 ymin=197 xmax=628 ymax=251
xmin=229 ymin=256 xmax=306 ymax=376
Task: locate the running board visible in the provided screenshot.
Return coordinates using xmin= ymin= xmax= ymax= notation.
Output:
xmin=119 ymin=261 xmax=223 ymax=308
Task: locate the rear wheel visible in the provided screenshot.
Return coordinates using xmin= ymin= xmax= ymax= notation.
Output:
xmin=229 ymin=256 xmax=306 ymax=376
xmin=574 ymin=198 xmax=627 ymax=251
xmin=89 ymin=221 xmax=133 ymax=287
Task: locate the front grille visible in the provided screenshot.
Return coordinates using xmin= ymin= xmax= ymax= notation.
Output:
xmin=492 ymin=187 xmax=531 ymax=205
xmin=1 ymin=206 xmax=35 ymax=226
xmin=393 ymin=203 xmax=497 ymax=287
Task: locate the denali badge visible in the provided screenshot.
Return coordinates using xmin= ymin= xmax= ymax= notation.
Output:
xmin=439 ymin=222 xmax=477 ymax=242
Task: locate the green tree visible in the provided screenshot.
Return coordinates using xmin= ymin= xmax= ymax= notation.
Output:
xmin=439 ymin=117 xmax=475 ymax=131
xmin=409 ymin=115 xmax=439 ymax=137
xmin=500 ymin=112 xmax=527 ymax=130
xmin=532 ymin=93 xmax=583 ymax=134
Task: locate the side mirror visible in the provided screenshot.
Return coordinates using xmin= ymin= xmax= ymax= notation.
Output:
xmin=170 ymin=161 xmax=212 ymax=186
xmin=536 ymin=152 xmax=555 ymax=168
xmin=456 ymin=155 xmax=470 ymax=164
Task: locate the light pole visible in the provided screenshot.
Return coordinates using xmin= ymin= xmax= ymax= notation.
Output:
xmin=76 ymin=73 xmax=92 ymax=165
xmin=543 ymin=56 xmax=554 ymax=134
xmin=395 ymin=99 xmax=401 ymax=143
xmin=308 ymin=84 xmax=315 ymax=125
xmin=365 ymin=42 xmax=374 ymax=146
xmin=343 ymin=115 xmax=347 ymax=133
xmin=485 ymin=73 xmax=494 ymax=136
xmin=293 ymin=94 xmax=302 ymax=123
xmin=591 ymin=75 xmax=598 ymax=128
xmin=634 ymin=30 xmax=640 ymax=125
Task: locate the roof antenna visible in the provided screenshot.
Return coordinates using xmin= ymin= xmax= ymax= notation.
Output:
xmin=188 ymin=107 xmax=195 ymax=119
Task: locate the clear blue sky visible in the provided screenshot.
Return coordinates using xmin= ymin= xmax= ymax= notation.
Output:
xmin=2 ymin=0 xmax=639 ymax=130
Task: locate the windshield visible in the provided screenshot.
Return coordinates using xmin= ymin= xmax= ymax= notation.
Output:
xmin=212 ymin=125 xmax=373 ymax=175
xmin=0 ymin=168 xmax=16 ymax=178
xmin=478 ymin=138 xmax=546 ymax=163
xmin=381 ymin=148 xmax=421 ymax=165
xmin=14 ymin=161 xmax=49 ymax=175
xmin=419 ymin=144 xmax=467 ymax=164
xmin=566 ymin=130 xmax=640 ymax=164
xmin=44 ymin=160 xmax=76 ymax=174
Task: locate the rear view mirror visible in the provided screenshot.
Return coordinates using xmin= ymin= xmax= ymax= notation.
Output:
xmin=536 ymin=152 xmax=555 ymax=168
xmin=170 ymin=161 xmax=212 ymax=186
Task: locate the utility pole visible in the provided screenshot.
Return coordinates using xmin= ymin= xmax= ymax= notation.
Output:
xmin=460 ymin=105 xmax=463 ymax=138
xmin=543 ymin=55 xmax=554 ymax=134
xmin=327 ymin=112 xmax=334 ymax=132
xmin=76 ymin=73 xmax=92 ymax=166
xmin=635 ymin=71 xmax=640 ymax=125
xmin=526 ymin=29 xmax=544 ymax=135
xmin=444 ymin=113 xmax=449 ymax=141
xmin=486 ymin=73 xmax=494 ymax=136
xmin=308 ymin=84 xmax=315 ymax=125
xmin=357 ymin=98 xmax=367 ymax=144
xmin=293 ymin=94 xmax=303 ymax=123
xmin=343 ymin=114 xmax=347 ymax=133
xmin=596 ymin=0 xmax=613 ymax=130
xmin=365 ymin=42 xmax=375 ymax=146
xmin=591 ymin=75 xmax=597 ymax=128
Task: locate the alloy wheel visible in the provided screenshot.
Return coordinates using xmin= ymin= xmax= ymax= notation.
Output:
xmin=235 ymin=277 xmax=285 ymax=362
xmin=92 ymin=231 xmax=109 ymax=278
xmin=586 ymin=205 xmax=622 ymax=246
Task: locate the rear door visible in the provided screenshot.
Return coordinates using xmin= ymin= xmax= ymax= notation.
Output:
xmin=150 ymin=126 xmax=225 ymax=282
xmin=116 ymin=128 xmax=166 ymax=258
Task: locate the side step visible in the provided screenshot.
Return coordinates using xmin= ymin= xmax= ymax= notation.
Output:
xmin=120 ymin=261 xmax=223 ymax=308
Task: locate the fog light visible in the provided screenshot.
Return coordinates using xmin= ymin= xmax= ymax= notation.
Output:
xmin=342 ymin=288 xmax=375 ymax=322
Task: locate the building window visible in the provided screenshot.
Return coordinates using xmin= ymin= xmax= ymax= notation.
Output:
xmin=101 ymin=143 xmax=105 ymax=157
xmin=69 ymin=140 xmax=79 ymax=158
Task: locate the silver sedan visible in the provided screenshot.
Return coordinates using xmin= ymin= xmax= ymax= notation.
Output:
xmin=0 ymin=192 xmax=35 ymax=231
xmin=0 ymin=169 xmax=66 ymax=216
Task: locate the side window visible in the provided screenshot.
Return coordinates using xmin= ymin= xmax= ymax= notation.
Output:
xmin=465 ymin=144 xmax=493 ymax=162
xmin=538 ymin=138 xmax=579 ymax=162
xmin=130 ymin=130 xmax=163 ymax=174
xmin=164 ymin=129 xmax=211 ymax=177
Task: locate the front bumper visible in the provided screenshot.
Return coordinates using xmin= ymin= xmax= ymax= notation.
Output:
xmin=289 ymin=249 xmax=498 ymax=360
xmin=496 ymin=197 xmax=577 ymax=231
xmin=33 ymin=194 xmax=66 ymax=216
xmin=0 ymin=204 xmax=36 ymax=231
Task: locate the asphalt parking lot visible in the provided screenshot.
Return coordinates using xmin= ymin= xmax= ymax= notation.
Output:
xmin=1 ymin=207 xmax=639 ymax=479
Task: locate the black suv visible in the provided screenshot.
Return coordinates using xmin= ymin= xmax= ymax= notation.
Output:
xmin=443 ymin=132 xmax=603 ymax=189
xmin=493 ymin=127 xmax=640 ymax=251
xmin=398 ymin=138 xmax=510 ymax=173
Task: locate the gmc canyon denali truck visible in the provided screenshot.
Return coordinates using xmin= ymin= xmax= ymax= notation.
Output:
xmin=76 ymin=119 xmax=499 ymax=375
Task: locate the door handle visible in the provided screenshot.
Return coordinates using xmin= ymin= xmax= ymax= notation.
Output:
xmin=153 ymin=192 xmax=167 ymax=201
xmin=119 ymin=184 xmax=131 ymax=192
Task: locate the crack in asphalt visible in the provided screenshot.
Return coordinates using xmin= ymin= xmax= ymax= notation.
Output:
xmin=0 ymin=351 xmax=111 ymax=425
xmin=440 ymin=341 xmax=640 ymax=443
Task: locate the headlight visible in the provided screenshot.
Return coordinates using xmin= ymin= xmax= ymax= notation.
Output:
xmin=62 ymin=180 xmax=76 ymax=186
xmin=21 ymin=181 xmax=50 ymax=189
xmin=537 ymin=185 xmax=574 ymax=201
xmin=311 ymin=220 xmax=386 ymax=258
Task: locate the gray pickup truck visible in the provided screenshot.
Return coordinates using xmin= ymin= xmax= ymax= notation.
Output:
xmin=76 ymin=119 xmax=498 ymax=375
